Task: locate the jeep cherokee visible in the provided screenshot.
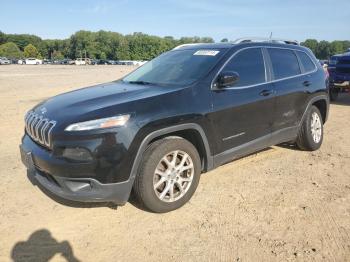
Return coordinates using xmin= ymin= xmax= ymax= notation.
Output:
xmin=20 ymin=38 xmax=329 ymax=213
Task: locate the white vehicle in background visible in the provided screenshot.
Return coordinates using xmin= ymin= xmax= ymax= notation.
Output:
xmin=117 ymin=60 xmax=148 ymax=66
xmin=75 ymin=58 xmax=91 ymax=65
xmin=133 ymin=60 xmax=148 ymax=66
xmin=0 ymin=57 xmax=11 ymax=65
xmin=75 ymin=58 xmax=86 ymax=65
xmin=25 ymin=58 xmax=42 ymax=65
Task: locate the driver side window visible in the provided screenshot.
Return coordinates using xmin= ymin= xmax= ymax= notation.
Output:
xmin=222 ymin=48 xmax=266 ymax=87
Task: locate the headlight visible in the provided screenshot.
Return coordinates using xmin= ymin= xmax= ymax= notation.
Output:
xmin=65 ymin=115 xmax=130 ymax=131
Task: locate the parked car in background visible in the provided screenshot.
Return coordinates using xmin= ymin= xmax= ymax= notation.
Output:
xmin=25 ymin=58 xmax=42 ymax=65
xmin=96 ymin=59 xmax=116 ymax=65
xmin=10 ymin=59 xmax=17 ymax=64
xmin=20 ymin=38 xmax=329 ymax=213
xmin=327 ymin=49 xmax=350 ymax=100
xmin=74 ymin=58 xmax=85 ymax=65
xmin=43 ymin=59 xmax=52 ymax=64
xmin=0 ymin=57 xmax=11 ymax=64
xmin=133 ymin=60 xmax=148 ymax=66
xmin=117 ymin=60 xmax=148 ymax=66
xmin=90 ymin=59 xmax=99 ymax=65
xmin=60 ymin=59 xmax=74 ymax=65
xmin=75 ymin=58 xmax=91 ymax=65
xmin=18 ymin=59 xmax=24 ymax=65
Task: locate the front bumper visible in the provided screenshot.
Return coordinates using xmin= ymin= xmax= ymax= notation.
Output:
xmin=20 ymin=136 xmax=134 ymax=205
xmin=27 ymin=168 xmax=132 ymax=205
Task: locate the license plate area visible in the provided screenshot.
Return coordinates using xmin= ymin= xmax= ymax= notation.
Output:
xmin=20 ymin=146 xmax=35 ymax=171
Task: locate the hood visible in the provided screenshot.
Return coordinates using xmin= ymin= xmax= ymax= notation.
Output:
xmin=32 ymin=81 xmax=184 ymax=126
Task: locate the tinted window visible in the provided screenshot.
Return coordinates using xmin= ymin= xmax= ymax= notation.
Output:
xmin=222 ymin=48 xmax=266 ymax=87
xmin=297 ymin=51 xmax=316 ymax=72
xmin=268 ymin=49 xmax=301 ymax=79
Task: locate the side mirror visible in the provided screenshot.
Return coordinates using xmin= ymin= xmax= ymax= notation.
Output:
xmin=217 ymin=71 xmax=239 ymax=88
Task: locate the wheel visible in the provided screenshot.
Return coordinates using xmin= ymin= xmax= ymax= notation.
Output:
xmin=330 ymin=87 xmax=339 ymax=101
xmin=296 ymin=105 xmax=323 ymax=151
xmin=133 ymin=137 xmax=201 ymax=213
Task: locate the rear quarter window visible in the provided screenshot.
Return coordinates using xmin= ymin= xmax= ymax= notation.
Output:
xmin=297 ymin=51 xmax=316 ymax=73
xmin=268 ymin=48 xmax=301 ymax=80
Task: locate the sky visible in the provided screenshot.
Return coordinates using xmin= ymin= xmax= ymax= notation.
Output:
xmin=0 ymin=0 xmax=349 ymax=42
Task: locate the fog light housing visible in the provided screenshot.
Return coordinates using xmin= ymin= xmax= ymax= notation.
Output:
xmin=62 ymin=147 xmax=93 ymax=162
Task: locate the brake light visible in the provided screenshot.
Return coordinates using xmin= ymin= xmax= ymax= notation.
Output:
xmin=324 ymin=68 xmax=329 ymax=78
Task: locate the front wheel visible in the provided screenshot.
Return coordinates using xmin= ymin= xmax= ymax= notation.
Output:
xmin=133 ymin=137 xmax=201 ymax=213
xmin=296 ymin=105 xmax=323 ymax=151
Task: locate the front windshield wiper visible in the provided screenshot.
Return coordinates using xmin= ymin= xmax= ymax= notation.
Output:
xmin=127 ymin=80 xmax=154 ymax=85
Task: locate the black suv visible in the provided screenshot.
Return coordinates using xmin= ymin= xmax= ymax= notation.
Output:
xmin=20 ymin=38 xmax=329 ymax=213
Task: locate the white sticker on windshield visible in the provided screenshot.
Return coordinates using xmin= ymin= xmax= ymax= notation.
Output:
xmin=193 ymin=50 xmax=220 ymax=56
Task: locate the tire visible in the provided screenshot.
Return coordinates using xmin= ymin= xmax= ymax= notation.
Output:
xmin=296 ymin=105 xmax=323 ymax=151
xmin=133 ymin=137 xmax=201 ymax=213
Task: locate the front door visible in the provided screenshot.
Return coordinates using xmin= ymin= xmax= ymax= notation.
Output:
xmin=209 ymin=47 xmax=275 ymax=155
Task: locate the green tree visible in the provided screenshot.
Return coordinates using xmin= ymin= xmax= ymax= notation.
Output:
xmin=99 ymin=52 xmax=107 ymax=60
xmin=200 ymin=37 xmax=214 ymax=43
xmin=301 ymin=39 xmax=318 ymax=54
xmin=330 ymin=41 xmax=344 ymax=55
xmin=221 ymin=38 xmax=229 ymax=42
xmin=23 ymin=44 xmax=39 ymax=58
xmin=0 ymin=31 xmax=6 ymax=45
xmin=0 ymin=42 xmax=23 ymax=58
xmin=52 ymin=50 xmax=64 ymax=60
xmin=317 ymin=40 xmax=331 ymax=59
xmin=5 ymin=34 xmax=42 ymax=50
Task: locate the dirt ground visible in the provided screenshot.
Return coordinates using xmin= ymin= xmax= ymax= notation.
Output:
xmin=0 ymin=65 xmax=349 ymax=262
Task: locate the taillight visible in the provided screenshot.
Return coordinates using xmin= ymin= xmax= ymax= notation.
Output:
xmin=323 ymin=67 xmax=329 ymax=79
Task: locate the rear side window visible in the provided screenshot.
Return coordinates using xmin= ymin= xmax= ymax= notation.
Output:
xmin=297 ymin=51 xmax=316 ymax=73
xmin=268 ymin=48 xmax=301 ymax=79
xmin=222 ymin=48 xmax=266 ymax=87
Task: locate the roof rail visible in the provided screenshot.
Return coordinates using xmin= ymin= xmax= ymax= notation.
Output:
xmin=233 ymin=37 xmax=299 ymax=46
xmin=173 ymin=43 xmax=207 ymax=50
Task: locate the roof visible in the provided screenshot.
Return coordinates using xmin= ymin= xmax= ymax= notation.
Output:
xmin=173 ymin=37 xmax=301 ymax=51
xmin=173 ymin=42 xmax=234 ymax=50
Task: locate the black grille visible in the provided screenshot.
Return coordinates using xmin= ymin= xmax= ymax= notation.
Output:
xmin=25 ymin=111 xmax=56 ymax=148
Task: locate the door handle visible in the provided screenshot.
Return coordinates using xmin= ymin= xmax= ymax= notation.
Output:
xmin=303 ymin=81 xmax=312 ymax=87
xmin=259 ymin=90 xmax=273 ymax=96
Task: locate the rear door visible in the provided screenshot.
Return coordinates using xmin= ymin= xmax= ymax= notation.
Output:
xmin=210 ymin=47 xmax=275 ymax=154
xmin=267 ymin=48 xmax=308 ymax=132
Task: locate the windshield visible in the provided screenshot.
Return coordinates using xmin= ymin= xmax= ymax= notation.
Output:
xmin=123 ymin=48 xmax=227 ymax=86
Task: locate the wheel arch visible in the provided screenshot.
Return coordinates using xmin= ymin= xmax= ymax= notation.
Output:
xmin=300 ymin=95 xmax=329 ymax=125
xmin=130 ymin=124 xmax=213 ymax=181
xmin=312 ymin=99 xmax=328 ymax=124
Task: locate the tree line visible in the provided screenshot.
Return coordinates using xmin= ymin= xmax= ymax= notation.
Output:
xmin=0 ymin=30 xmax=349 ymax=61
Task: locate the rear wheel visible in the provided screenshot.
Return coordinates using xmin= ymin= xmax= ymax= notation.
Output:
xmin=296 ymin=105 xmax=323 ymax=151
xmin=133 ymin=137 xmax=201 ymax=213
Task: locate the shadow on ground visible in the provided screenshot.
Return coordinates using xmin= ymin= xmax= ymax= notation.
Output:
xmin=330 ymin=93 xmax=350 ymax=106
xmin=277 ymin=142 xmax=301 ymax=151
xmin=11 ymin=229 xmax=80 ymax=262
